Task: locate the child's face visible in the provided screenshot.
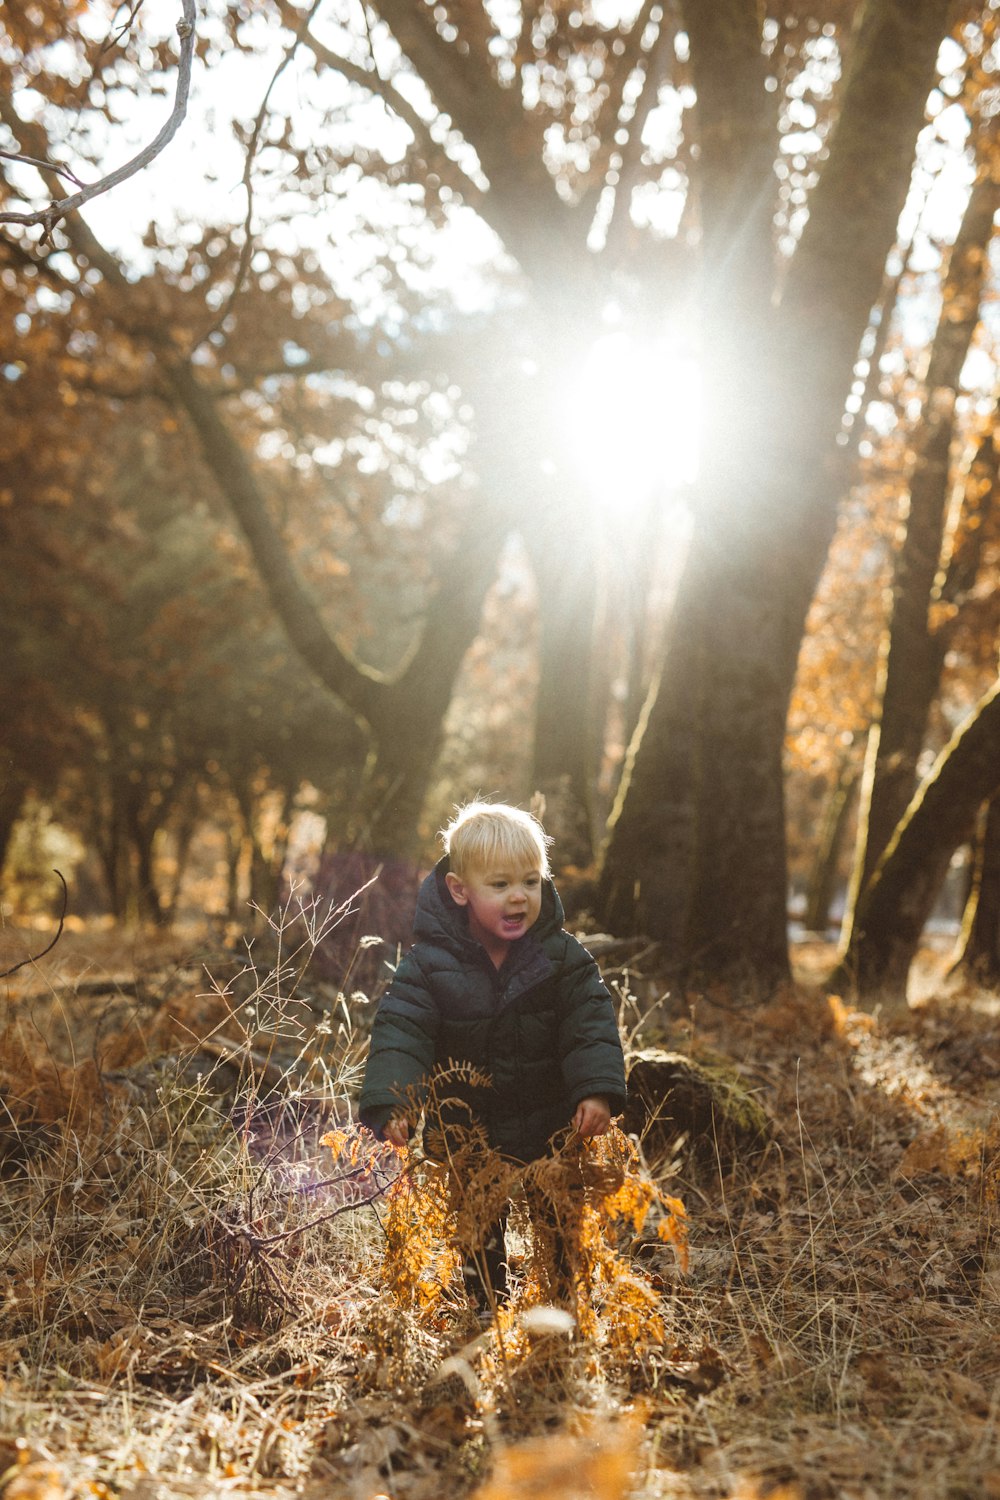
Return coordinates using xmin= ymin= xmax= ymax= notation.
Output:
xmin=445 ymin=859 xmax=543 ymax=955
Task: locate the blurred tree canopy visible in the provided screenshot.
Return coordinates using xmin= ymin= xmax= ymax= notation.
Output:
xmin=2 ymin=0 xmax=1000 ymax=992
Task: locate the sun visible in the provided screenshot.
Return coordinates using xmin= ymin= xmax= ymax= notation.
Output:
xmin=560 ymin=330 xmax=702 ymax=513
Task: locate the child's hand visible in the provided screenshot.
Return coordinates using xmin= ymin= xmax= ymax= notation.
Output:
xmin=384 ymin=1114 xmax=411 ymax=1147
xmin=572 ymin=1096 xmax=611 ymax=1138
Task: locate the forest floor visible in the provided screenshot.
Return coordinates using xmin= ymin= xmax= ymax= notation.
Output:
xmin=1 ymin=911 xmax=999 ymax=1500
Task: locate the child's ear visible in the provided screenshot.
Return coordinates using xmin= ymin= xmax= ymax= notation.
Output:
xmin=444 ymin=871 xmax=469 ymax=906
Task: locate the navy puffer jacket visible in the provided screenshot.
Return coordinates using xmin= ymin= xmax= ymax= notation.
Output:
xmin=358 ymin=859 xmax=626 ymax=1164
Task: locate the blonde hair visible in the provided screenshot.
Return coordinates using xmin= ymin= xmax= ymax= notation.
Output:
xmin=442 ymin=800 xmax=551 ymax=880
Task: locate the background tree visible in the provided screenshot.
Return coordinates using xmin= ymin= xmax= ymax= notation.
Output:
xmin=6 ymin=0 xmax=1000 ymax=979
xmin=837 ymin=671 xmax=1000 ymax=993
xmin=840 ymin=98 xmax=1000 ymax=946
xmin=597 ymin=0 xmax=959 ymax=980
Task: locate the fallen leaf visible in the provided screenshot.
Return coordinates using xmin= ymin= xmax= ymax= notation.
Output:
xmin=2 ymin=1462 xmax=69 ymax=1500
xmin=944 ymin=1367 xmax=990 ymax=1415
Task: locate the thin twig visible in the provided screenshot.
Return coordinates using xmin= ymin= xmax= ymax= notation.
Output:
xmin=0 ymin=0 xmax=197 ymax=243
xmin=0 ymin=149 xmax=83 ymax=186
xmin=0 ymin=870 xmax=68 ymax=979
xmin=106 ymin=0 xmax=150 ymax=56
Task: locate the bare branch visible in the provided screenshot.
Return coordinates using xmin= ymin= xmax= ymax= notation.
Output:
xmin=0 ymin=149 xmax=84 ymax=186
xmin=0 ymin=0 xmax=197 ymax=243
xmin=592 ymin=0 xmax=673 ymax=252
xmin=591 ymin=0 xmax=664 ymax=165
xmin=370 ymin=0 xmax=584 ymax=278
xmin=193 ymin=0 xmax=324 ymax=352
xmin=103 ymin=0 xmax=150 ymax=57
xmin=275 ymin=0 xmax=487 ymax=215
xmin=0 ymin=871 xmax=68 ymax=979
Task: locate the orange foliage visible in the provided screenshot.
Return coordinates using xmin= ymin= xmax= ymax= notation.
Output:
xmin=895 ymin=1123 xmax=992 ymax=1182
xmin=469 ymin=1413 xmax=643 ymax=1500
xmin=323 ymin=1111 xmax=688 ymax=1352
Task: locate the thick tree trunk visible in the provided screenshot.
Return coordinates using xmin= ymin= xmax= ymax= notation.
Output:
xmin=839 ymin=676 xmax=1000 ymax=996
xmin=841 ymin=158 xmax=1000 ymax=938
xmin=950 ymin=796 xmax=1000 ymax=981
xmin=597 ymin=0 xmax=954 ymax=980
xmin=598 ymin=524 xmax=797 ymax=975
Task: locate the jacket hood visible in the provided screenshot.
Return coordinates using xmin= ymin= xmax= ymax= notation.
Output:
xmin=413 ymin=855 xmax=565 ymax=955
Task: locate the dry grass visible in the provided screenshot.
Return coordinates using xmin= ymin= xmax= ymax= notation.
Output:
xmin=2 ymin=911 xmax=1000 ymax=1500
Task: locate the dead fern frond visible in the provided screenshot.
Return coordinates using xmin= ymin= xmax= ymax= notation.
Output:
xmin=367 ymin=1075 xmax=688 ymax=1366
xmin=522 ymin=1126 xmax=686 ymax=1349
xmin=380 ymin=1157 xmax=464 ymax=1312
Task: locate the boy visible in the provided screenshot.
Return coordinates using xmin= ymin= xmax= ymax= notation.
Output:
xmin=359 ymin=800 xmax=627 ymax=1313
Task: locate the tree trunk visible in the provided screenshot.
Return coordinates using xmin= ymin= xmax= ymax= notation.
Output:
xmin=597 ymin=0 xmax=955 ymax=980
xmin=0 ymin=773 xmax=25 ymax=876
xmin=134 ymin=823 xmax=167 ymax=927
xmin=950 ymin=795 xmax=1000 ymax=981
xmin=804 ymin=760 xmax=859 ymax=934
xmin=230 ymin=783 xmax=286 ymax=919
xmin=524 ymin=504 xmax=599 ymax=869
xmin=100 ymin=781 xmax=134 ymax=923
xmin=124 ymin=789 xmax=168 ymax=927
xmin=227 ymin=827 xmax=250 ymax=923
xmin=841 ymin=154 xmax=1000 ymax=939
xmin=838 ymin=676 xmax=1000 ymax=996
xmin=597 ymin=520 xmax=796 ymax=976
xmin=160 ymin=792 xmax=199 ymax=921
xmin=165 ymin=358 xmax=511 ymax=858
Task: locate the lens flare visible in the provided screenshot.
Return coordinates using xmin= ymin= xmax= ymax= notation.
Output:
xmin=561 ymin=331 xmax=701 ymax=513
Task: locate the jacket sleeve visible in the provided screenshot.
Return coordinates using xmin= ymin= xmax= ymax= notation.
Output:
xmin=358 ymin=951 xmax=440 ymax=1133
xmin=556 ymin=935 xmax=627 ymax=1116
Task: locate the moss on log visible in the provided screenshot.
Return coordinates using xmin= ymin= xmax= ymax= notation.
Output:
xmin=623 ymin=1048 xmax=770 ymax=1167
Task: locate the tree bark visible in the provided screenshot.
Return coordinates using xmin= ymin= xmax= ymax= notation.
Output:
xmin=160 ymin=792 xmax=199 ymax=922
xmin=839 ymin=676 xmax=1000 ymax=996
xmin=129 ymin=809 xmax=167 ymax=927
xmin=100 ymin=779 xmax=134 ymax=923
